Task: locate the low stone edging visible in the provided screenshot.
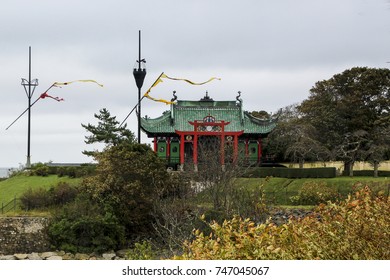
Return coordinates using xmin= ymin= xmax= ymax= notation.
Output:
xmin=0 ymin=249 xmax=129 ymax=260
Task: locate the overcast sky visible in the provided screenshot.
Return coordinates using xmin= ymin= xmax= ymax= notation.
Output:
xmin=1 ymin=0 xmax=389 ymax=168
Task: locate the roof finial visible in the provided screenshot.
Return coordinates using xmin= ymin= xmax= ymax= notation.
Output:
xmin=200 ymin=91 xmax=213 ymax=101
xmin=171 ymin=90 xmax=177 ymax=102
xmin=236 ymin=91 xmax=242 ymax=103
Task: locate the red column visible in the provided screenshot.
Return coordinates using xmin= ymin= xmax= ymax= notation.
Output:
xmin=153 ymin=137 xmax=157 ymax=152
xmin=193 ymin=134 xmax=198 ymax=165
xmin=167 ymin=137 xmax=171 ymax=160
xmin=258 ymin=137 xmax=262 ymax=163
xmin=233 ymin=135 xmax=238 ymax=163
xmin=220 ymin=134 xmax=225 ymax=166
xmin=180 ymin=134 xmax=185 ymax=167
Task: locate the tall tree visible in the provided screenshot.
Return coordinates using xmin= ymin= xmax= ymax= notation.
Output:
xmin=263 ymin=104 xmax=329 ymax=166
xmin=298 ymin=67 xmax=390 ymax=175
xmin=363 ymin=126 xmax=390 ymax=177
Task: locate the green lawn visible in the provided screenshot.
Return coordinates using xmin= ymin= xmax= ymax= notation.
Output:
xmin=236 ymin=176 xmax=390 ymax=205
xmin=0 ymin=174 xmax=81 ymax=204
xmin=1 ymin=174 xmax=389 ymax=209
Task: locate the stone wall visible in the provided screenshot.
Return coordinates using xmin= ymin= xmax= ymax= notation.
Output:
xmin=0 ymin=217 xmax=51 ymax=255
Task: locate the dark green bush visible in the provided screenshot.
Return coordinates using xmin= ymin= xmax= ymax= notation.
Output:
xmin=29 ymin=163 xmax=96 ymax=178
xmin=48 ymin=194 xmax=126 ymax=253
xmin=20 ymin=188 xmax=50 ymax=210
xmin=47 ymin=182 xmax=79 ymax=206
xmin=19 ymin=182 xmax=79 ymax=210
xmin=29 ymin=163 xmax=50 ymax=176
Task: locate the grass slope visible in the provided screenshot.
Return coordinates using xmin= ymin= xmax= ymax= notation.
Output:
xmin=1 ymin=174 xmax=388 ymax=207
xmin=0 ymin=175 xmax=81 ymax=203
xmin=236 ymin=176 xmax=390 ymax=205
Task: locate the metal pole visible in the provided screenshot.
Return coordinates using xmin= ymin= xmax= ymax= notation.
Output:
xmin=133 ymin=30 xmax=146 ymax=144
xmin=26 ymin=46 xmax=32 ymax=168
xmin=137 ymin=31 xmax=141 ymax=144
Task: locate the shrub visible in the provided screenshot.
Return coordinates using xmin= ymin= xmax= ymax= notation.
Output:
xmin=47 ymin=182 xmax=79 ymax=206
xmin=126 ymin=241 xmax=156 ymax=260
xmin=177 ymin=186 xmax=390 ymax=260
xmin=20 ymin=188 xmax=50 ymax=210
xmin=30 ymin=165 xmax=50 ymax=177
xmin=48 ymin=193 xmax=125 ymax=254
xmin=82 ymin=142 xmax=172 ymax=236
xmin=291 ymin=181 xmax=339 ymax=205
xmin=19 ymin=182 xmax=79 ymax=210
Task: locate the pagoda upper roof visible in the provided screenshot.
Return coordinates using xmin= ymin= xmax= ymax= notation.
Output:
xmin=141 ymin=97 xmax=277 ymax=136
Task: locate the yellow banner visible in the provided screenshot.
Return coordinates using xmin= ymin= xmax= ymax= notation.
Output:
xmin=144 ymin=94 xmax=174 ymax=105
xmin=161 ymin=74 xmax=221 ymax=85
xmin=143 ymin=73 xmax=221 ymax=105
xmin=53 ymin=80 xmax=104 ymax=87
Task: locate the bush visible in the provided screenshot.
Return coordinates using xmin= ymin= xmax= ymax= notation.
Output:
xmin=28 ymin=163 xmax=96 ymax=178
xmin=20 ymin=188 xmax=50 ymax=210
xmin=29 ymin=163 xmax=50 ymax=177
xmin=126 ymin=241 xmax=156 ymax=260
xmin=177 ymin=186 xmax=390 ymax=260
xmin=19 ymin=182 xmax=79 ymax=210
xmin=291 ymin=181 xmax=339 ymax=205
xmin=82 ymin=142 xmax=172 ymax=236
xmin=48 ymin=194 xmax=126 ymax=254
xmin=47 ymin=182 xmax=79 ymax=206
xmin=230 ymin=184 xmax=269 ymax=223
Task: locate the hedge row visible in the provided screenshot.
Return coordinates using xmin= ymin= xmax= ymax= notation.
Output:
xmin=243 ymin=167 xmax=337 ymax=178
xmin=342 ymin=170 xmax=390 ymax=177
xmin=28 ymin=163 xmax=96 ymax=178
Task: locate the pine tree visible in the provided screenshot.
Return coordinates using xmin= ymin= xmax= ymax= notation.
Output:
xmin=81 ymin=108 xmax=135 ymax=156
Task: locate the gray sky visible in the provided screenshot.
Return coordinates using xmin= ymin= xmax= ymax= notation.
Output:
xmin=1 ymin=0 xmax=389 ymax=167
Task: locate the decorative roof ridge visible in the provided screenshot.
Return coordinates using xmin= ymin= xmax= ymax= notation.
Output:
xmin=244 ymin=111 xmax=277 ymax=125
xmin=141 ymin=111 xmax=170 ymax=122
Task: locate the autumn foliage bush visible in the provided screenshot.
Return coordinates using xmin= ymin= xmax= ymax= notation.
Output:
xmin=177 ymin=186 xmax=389 ymax=260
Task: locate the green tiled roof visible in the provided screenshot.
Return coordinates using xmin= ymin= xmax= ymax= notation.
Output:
xmin=141 ymin=99 xmax=276 ymax=136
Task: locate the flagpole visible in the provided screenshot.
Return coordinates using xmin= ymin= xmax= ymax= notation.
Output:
xmin=21 ymin=47 xmax=39 ymax=169
xmin=27 ymin=47 xmax=32 ymax=168
xmin=133 ymin=30 xmax=147 ymax=144
xmin=120 ymin=72 xmax=164 ymax=128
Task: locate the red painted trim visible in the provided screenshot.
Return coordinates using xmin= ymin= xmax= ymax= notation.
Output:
xmin=233 ymin=134 xmax=238 ymax=163
xmin=258 ymin=137 xmax=262 ymax=163
xmin=167 ymin=137 xmax=171 ymax=159
xmin=180 ymin=134 xmax=185 ymax=165
xmin=175 ymin=130 xmax=243 ymax=137
xmin=220 ymin=135 xmax=225 ymax=165
xmin=188 ymin=120 xmax=231 ymax=126
xmin=153 ymin=137 xmax=157 ymax=152
xmin=193 ymin=134 xmax=198 ymax=165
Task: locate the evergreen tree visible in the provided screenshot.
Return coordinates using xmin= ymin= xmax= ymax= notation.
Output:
xmin=81 ymin=108 xmax=135 ymax=156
